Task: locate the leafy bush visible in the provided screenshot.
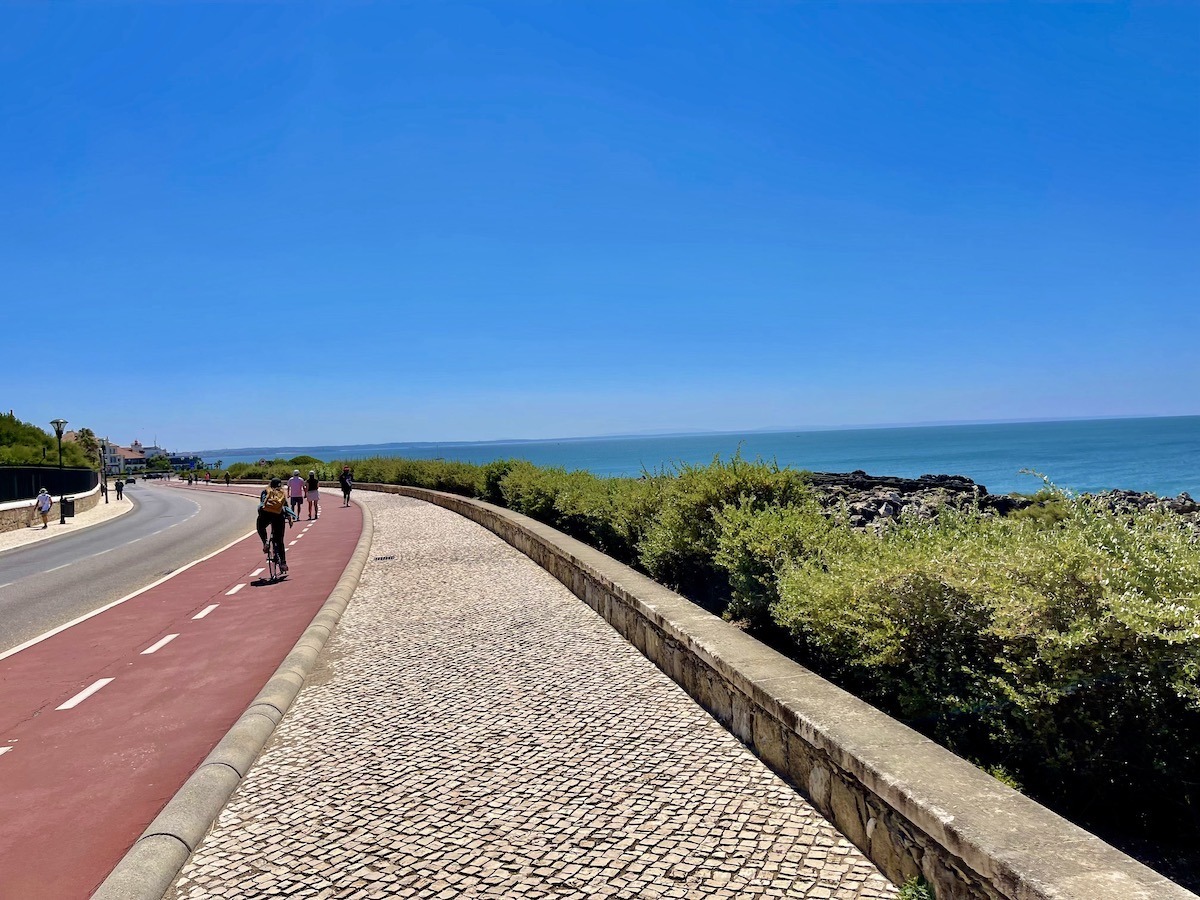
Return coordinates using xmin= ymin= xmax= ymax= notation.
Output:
xmin=898 ymin=877 xmax=934 ymax=900
xmin=713 ymin=498 xmax=840 ymax=627
xmin=637 ymin=454 xmax=812 ymax=609
xmin=773 ymin=496 xmax=1200 ymax=839
xmin=329 ymin=456 xmax=485 ymax=496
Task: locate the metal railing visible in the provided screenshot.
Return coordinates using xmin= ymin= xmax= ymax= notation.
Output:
xmin=0 ymin=466 xmax=99 ymax=503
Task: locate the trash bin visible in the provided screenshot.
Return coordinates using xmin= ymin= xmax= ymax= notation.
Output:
xmin=61 ymin=497 xmax=75 ymax=517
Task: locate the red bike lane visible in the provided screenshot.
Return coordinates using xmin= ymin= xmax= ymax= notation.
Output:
xmin=0 ymin=495 xmax=363 ymax=899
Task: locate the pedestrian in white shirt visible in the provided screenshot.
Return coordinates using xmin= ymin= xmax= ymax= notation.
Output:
xmin=287 ymin=470 xmax=306 ymax=518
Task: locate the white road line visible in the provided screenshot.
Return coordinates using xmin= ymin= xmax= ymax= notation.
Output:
xmin=288 ymin=540 xmax=298 ymax=546
xmin=0 ymin=747 xmax=11 ymax=757
xmin=57 ymin=678 xmax=115 ymax=710
xmin=249 ymin=568 xmax=264 ymax=577
xmin=46 ymin=563 xmax=70 ymax=573
xmin=141 ymin=633 xmax=179 ymax=655
xmin=0 ymin=530 xmax=256 ymax=663
xmin=193 ymin=604 xmax=219 ymax=620
xmin=226 ymin=583 xmax=246 ymax=596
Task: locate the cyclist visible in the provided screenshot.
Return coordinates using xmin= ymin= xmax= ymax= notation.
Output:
xmin=338 ymin=466 xmax=353 ymax=507
xmin=257 ymin=477 xmax=298 ymax=575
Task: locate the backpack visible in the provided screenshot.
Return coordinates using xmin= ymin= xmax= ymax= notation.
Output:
xmin=262 ymin=487 xmax=285 ymax=514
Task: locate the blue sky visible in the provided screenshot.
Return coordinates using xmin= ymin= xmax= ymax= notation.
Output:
xmin=3 ymin=2 xmax=1197 ymax=450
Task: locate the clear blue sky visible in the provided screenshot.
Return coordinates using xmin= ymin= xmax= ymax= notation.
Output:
xmin=3 ymin=2 xmax=1197 ymax=450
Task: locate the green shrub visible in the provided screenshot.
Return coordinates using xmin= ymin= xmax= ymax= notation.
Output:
xmin=499 ymin=460 xmax=565 ymax=522
xmin=637 ymin=454 xmax=811 ymax=610
xmin=773 ymin=497 xmax=1200 ymax=837
xmin=480 ymin=459 xmax=518 ymax=505
xmin=898 ymin=877 xmax=934 ymax=900
xmin=606 ymin=476 xmax=668 ymax=566
xmin=712 ymin=498 xmax=836 ymax=627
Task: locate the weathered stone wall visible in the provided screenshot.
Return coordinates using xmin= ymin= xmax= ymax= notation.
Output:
xmin=0 ymin=485 xmax=101 ymax=535
xmin=362 ymin=483 xmax=1193 ymax=900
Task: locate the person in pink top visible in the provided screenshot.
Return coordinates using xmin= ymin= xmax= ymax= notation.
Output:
xmin=287 ymin=469 xmax=306 ymax=518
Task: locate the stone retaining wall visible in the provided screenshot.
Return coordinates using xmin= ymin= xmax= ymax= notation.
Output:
xmin=364 ymin=483 xmax=1193 ymax=900
xmin=0 ymin=485 xmax=101 ymax=535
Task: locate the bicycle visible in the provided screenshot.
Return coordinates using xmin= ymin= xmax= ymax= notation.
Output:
xmin=264 ymin=536 xmax=286 ymax=582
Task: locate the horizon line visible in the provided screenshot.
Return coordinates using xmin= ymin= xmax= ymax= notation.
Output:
xmin=187 ymin=412 xmax=1198 ymax=458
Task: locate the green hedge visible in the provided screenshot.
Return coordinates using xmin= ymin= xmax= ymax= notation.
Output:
xmin=772 ymin=500 xmax=1200 ymax=840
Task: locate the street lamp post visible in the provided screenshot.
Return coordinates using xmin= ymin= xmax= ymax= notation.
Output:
xmin=50 ymin=418 xmax=68 ymax=525
xmin=100 ymin=438 xmax=109 ymax=504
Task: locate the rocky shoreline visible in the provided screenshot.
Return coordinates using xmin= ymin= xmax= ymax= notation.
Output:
xmin=806 ymin=470 xmax=1200 ymax=529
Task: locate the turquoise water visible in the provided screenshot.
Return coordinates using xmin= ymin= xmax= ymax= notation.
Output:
xmin=205 ymin=416 xmax=1200 ymax=497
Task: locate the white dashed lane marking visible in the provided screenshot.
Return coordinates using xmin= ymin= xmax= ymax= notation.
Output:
xmin=0 ymin=747 xmax=11 ymax=757
xmin=193 ymin=605 xmax=219 ymax=620
xmin=141 ymin=634 xmax=179 ymax=655
xmin=226 ymin=583 xmax=246 ymax=596
xmin=249 ymin=568 xmax=264 ymax=578
xmin=57 ymin=678 xmax=115 ymax=710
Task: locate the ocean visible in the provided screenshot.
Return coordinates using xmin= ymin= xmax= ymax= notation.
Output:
xmin=203 ymin=416 xmax=1200 ymax=497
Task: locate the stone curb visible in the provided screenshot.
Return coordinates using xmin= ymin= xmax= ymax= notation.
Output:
xmin=365 ymin=484 xmax=1196 ymax=900
xmin=90 ymin=497 xmax=375 ymax=900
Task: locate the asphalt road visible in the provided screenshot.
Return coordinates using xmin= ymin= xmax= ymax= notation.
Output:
xmin=0 ymin=482 xmax=257 ymax=656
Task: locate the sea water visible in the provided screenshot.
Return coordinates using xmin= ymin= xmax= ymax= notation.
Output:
xmin=206 ymin=416 xmax=1200 ymax=497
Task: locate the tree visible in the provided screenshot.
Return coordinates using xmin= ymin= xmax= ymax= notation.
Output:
xmin=0 ymin=412 xmax=90 ymax=467
xmin=75 ymin=428 xmax=100 ymax=470
xmin=146 ymin=456 xmax=173 ymax=473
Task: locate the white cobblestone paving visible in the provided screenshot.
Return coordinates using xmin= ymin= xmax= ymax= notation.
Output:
xmin=168 ymin=492 xmax=898 ymax=899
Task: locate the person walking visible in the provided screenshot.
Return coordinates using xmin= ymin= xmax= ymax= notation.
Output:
xmin=34 ymin=488 xmax=52 ymax=529
xmin=115 ymin=478 xmax=124 ymax=499
xmin=306 ymin=470 xmax=321 ymax=519
xmin=287 ymin=469 xmax=306 ymax=518
xmin=224 ymin=472 xmax=231 ymax=487
xmin=338 ymin=466 xmax=353 ymax=507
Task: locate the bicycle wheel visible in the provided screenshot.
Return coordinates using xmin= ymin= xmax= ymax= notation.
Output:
xmin=266 ymin=547 xmax=279 ymax=582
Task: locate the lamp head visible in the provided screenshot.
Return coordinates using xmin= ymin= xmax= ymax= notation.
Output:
xmin=50 ymin=418 xmax=67 ymax=437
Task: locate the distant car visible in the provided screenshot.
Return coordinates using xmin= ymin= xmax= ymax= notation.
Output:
xmin=125 ymin=476 xmax=136 ymax=484
xmin=144 ymin=472 xmax=162 ymax=479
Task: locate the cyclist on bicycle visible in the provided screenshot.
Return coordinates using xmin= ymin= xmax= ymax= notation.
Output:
xmin=257 ymin=477 xmax=298 ymax=575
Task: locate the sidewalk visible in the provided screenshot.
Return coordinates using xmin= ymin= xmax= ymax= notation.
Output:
xmin=167 ymin=491 xmax=897 ymax=899
xmin=0 ymin=490 xmax=132 ymax=555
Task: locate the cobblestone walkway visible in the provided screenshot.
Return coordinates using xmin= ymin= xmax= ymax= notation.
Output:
xmin=168 ymin=493 xmax=897 ymax=899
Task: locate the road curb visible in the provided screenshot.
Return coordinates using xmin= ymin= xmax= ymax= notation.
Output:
xmin=90 ymin=498 xmax=375 ymax=900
